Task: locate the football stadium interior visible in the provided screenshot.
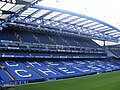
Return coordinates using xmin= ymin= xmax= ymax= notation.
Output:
xmin=0 ymin=0 xmax=120 ymax=90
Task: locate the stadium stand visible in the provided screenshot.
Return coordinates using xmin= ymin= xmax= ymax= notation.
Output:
xmin=0 ymin=59 xmax=120 ymax=85
xmin=15 ymin=30 xmax=38 ymax=43
xmin=1 ymin=28 xmax=118 ymax=85
xmin=0 ymin=29 xmax=18 ymax=42
xmin=0 ymin=0 xmax=120 ymax=86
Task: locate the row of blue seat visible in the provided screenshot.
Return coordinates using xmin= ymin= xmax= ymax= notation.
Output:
xmin=0 ymin=59 xmax=120 ymax=85
xmin=0 ymin=29 xmax=100 ymax=48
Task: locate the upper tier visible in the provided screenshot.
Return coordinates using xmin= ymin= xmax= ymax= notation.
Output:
xmin=0 ymin=29 xmax=100 ymax=48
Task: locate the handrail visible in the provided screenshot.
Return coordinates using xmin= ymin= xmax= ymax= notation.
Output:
xmin=0 ymin=40 xmax=105 ymax=53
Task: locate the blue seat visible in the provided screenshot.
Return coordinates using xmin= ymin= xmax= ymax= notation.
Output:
xmin=25 ymin=61 xmax=65 ymax=79
xmin=49 ymin=35 xmax=68 ymax=45
xmin=0 ymin=70 xmax=12 ymax=83
xmin=0 ymin=59 xmax=120 ymax=84
xmin=1 ymin=61 xmax=43 ymax=81
xmin=53 ymin=65 xmax=82 ymax=77
xmin=0 ymin=30 xmax=18 ymax=41
xmin=34 ymin=33 xmax=55 ymax=45
xmin=16 ymin=30 xmax=37 ymax=43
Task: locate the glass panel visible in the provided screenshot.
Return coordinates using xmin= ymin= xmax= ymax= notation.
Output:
xmin=90 ymin=24 xmax=104 ymax=29
xmin=36 ymin=0 xmax=120 ymax=30
xmin=104 ymin=30 xmax=117 ymax=34
xmin=95 ymin=26 xmax=109 ymax=30
xmin=77 ymin=20 xmax=93 ymax=25
xmin=62 ymin=16 xmax=79 ymax=22
xmin=32 ymin=10 xmax=50 ymax=18
xmin=21 ymin=8 xmax=38 ymax=17
xmin=113 ymin=34 xmax=120 ymax=37
xmin=53 ymin=13 xmax=71 ymax=21
xmin=105 ymin=28 xmax=112 ymax=30
xmin=116 ymin=35 xmax=120 ymax=37
xmin=0 ymin=1 xmax=6 ymax=9
xmin=70 ymin=18 xmax=86 ymax=24
xmin=114 ymin=32 xmax=120 ymax=35
xmin=83 ymin=22 xmax=99 ymax=27
xmin=9 ymin=4 xmax=25 ymax=12
xmin=109 ymin=31 xmax=119 ymax=35
xmin=44 ymin=11 xmax=61 ymax=19
xmin=22 ymin=0 xmax=33 ymax=2
xmin=0 ymin=14 xmax=10 ymax=19
xmin=1 ymin=3 xmax=15 ymax=11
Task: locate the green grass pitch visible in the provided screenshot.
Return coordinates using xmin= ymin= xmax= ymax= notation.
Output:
xmin=8 ymin=71 xmax=120 ymax=90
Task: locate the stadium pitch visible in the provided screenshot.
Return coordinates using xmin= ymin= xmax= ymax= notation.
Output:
xmin=8 ymin=71 xmax=120 ymax=90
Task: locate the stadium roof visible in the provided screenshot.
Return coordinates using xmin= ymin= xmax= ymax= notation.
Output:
xmin=0 ymin=0 xmax=120 ymax=42
xmin=0 ymin=0 xmax=36 ymax=20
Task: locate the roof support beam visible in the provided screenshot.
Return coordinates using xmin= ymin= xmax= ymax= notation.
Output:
xmin=32 ymin=11 xmax=53 ymax=23
xmin=8 ymin=5 xmax=119 ymax=42
xmin=2 ymin=10 xmax=15 ymax=14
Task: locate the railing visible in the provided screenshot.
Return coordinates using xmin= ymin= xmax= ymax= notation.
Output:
xmin=0 ymin=40 xmax=105 ymax=54
xmin=1 ymin=54 xmax=107 ymax=59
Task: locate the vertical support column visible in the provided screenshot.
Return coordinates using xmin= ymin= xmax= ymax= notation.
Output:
xmin=103 ymin=40 xmax=108 ymax=58
xmin=103 ymin=40 xmax=106 ymax=49
xmin=103 ymin=40 xmax=107 ymax=51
